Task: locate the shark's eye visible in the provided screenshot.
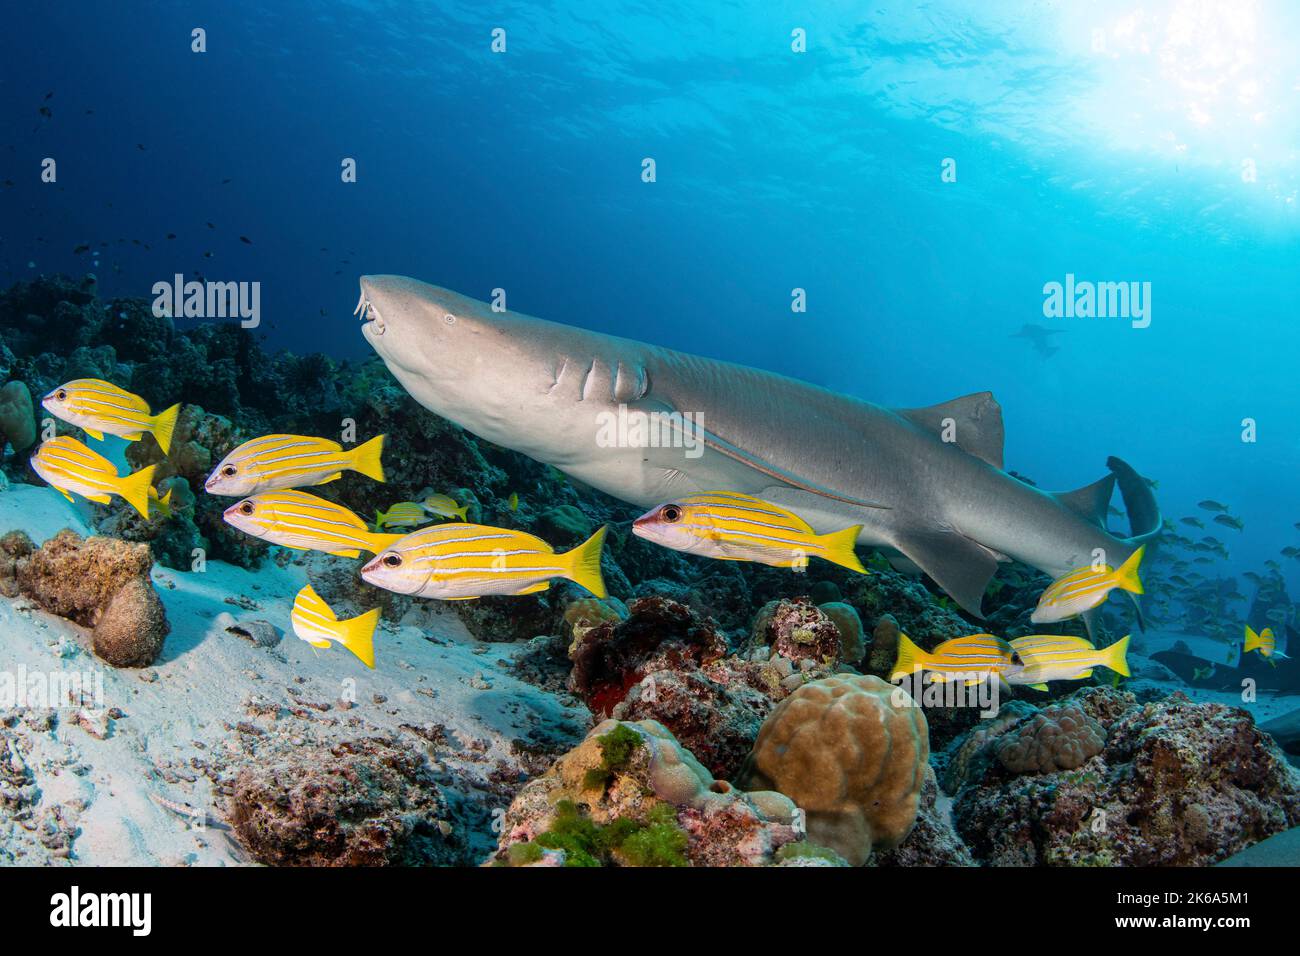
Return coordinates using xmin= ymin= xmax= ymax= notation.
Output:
xmin=382 ymin=553 xmax=403 ymax=568
xmin=662 ymin=505 xmax=682 ymax=523
xmin=238 ymin=502 xmax=254 ymax=516
xmin=221 ymin=465 xmax=237 ymax=477
xmin=443 ymin=313 xmax=456 ymax=326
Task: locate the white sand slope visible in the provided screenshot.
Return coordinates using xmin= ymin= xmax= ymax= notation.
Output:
xmin=0 ymin=484 xmax=588 ymax=866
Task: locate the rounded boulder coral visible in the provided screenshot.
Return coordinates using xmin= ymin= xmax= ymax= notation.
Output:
xmin=738 ymin=673 xmax=929 ymax=865
xmin=992 ymin=702 xmax=1106 ymax=775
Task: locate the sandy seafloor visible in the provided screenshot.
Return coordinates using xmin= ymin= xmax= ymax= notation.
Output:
xmin=0 ymin=483 xmax=589 ymax=866
xmin=3 ymin=480 xmax=1297 ymax=865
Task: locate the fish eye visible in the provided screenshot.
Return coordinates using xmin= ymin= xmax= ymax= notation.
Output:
xmin=55 ymin=389 xmax=67 ymax=402
xmin=382 ymin=553 xmax=403 ymax=568
xmin=662 ymin=504 xmax=682 ymax=523
xmin=238 ymin=502 xmax=254 ymax=516
xmin=221 ymin=465 xmax=237 ymax=477
xmin=443 ymin=313 xmax=457 ymax=326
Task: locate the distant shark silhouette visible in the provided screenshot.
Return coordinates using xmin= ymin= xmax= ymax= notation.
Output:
xmin=356 ymin=276 xmax=1161 ymax=618
xmin=1011 ymin=323 xmax=1064 ymax=358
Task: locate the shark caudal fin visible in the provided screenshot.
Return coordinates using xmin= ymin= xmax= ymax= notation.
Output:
xmin=335 ymin=607 xmax=380 ymax=669
xmin=351 ymin=434 xmax=386 ymax=483
xmin=1107 ymin=456 xmax=1162 ymax=543
xmin=116 ymin=464 xmax=158 ymax=519
xmin=563 ymin=525 xmax=608 ymax=599
xmin=1102 ymin=634 xmax=1131 ymax=677
xmin=150 ymin=404 xmax=181 ymax=456
xmin=816 ymin=524 xmax=867 ymax=574
xmin=890 ymin=633 xmax=931 ymax=682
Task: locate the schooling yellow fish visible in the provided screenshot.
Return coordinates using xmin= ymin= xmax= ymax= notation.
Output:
xmin=1006 ymin=634 xmax=1130 ymax=690
xmin=1030 ymin=546 xmax=1145 ymax=624
xmin=148 ymin=485 xmax=174 ymax=519
xmin=29 ymin=436 xmax=157 ymax=518
xmin=223 ymin=490 xmax=404 ymax=557
xmin=204 ymin=433 xmax=385 ymax=496
xmin=422 ymin=494 xmax=469 ymax=521
xmin=41 ymin=378 xmax=180 ymax=455
xmin=290 ymin=584 xmax=380 ymax=668
xmin=1244 ymin=625 xmax=1288 ymax=661
xmin=890 ymin=632 xmax=1016 ymax=685
xmin=361 ymin=524 xmax=607 ymax=600
xmin=376 ymin=501 xmax=432 ymax=529
xmin=632 ymin=491 xmax=866 ymax=573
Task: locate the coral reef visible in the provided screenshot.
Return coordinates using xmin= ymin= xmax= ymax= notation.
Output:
xmin=0 ymin=380 xmax=35 ymax=453
xmin=992 ymin=702 xmax=1107 ymax=775
xmin=749 ymin=598 xmax=846 ymax=665
xmin=491 ymin=719 xmax=803 ymax=866
xmin=12 ymin=529 xmax=169 ymax=666
xmin=952 ymin=689 xmax=1300 ymax=865
xmin=738 ymin=674 xmax=930 ymax=865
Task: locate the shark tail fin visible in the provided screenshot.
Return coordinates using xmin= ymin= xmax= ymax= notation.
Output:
xmin=116 ymin=464 xmax=158 ymax=519
xmin=563 ymin=525 xmax=608 ymax=599
xmin=150 ymin=404 xmax=181 ymax=456
xmin=816 ymin=524 xmax=867 ymax=574
xmin=1113 ymin=544 xmax=1145 ymax=595
xmin=1103 ymin=634 xmax=1131 ymax=677
xmin=890 ymin=633 xmax=930 ymax=683
xmin=351 ymin=434 xmax=386 ymax=483
xmin=1108 ymin=456 xmax=1162 ymax=543
xmin=335 ymin=607 xmax=380 ymax=669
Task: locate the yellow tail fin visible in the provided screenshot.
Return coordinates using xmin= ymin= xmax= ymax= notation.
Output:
xmin=1244 ymin=625 xmax=1261 ymax=654
xmin=563 ymin=525 xmax=608 ymax=598
xmin=890 ymin=632 xmax=931 ymax=682
xmin=150 ymin=403 xmax=181 ymax=456
xmin=1112 ymin=544 xmax=1145 ymax=595
xmin=816 ymin=524 xmax=867 ymax=574
xmin=116 ymin=464 xmax=158 ymax=519
xmin=454 ymin=505 xmax=469 ymax=520
xmin=351 ymin=434 xmax=386 ymax=483
xmin=1103 ymin=634 xmax=1131 ymax=677
xmin=335 ymin=607 xmax=380 ymax=669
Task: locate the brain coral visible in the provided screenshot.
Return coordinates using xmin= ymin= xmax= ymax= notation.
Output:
xmin=992 ymin=702 xmax=1106 ymax=775
xmin=738 ymin=673 xmax=929 ymax=865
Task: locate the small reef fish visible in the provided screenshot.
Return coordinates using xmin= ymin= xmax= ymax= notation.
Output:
xmin=1244 ymin=625 xmax=1288 ymax=661
xmin=1197 ymin=500 xmax=1229 ymax=513
xmin=890 ymin=633 xmax=1016 ymax=685
xmin=1005 ymin=634 xmax=1130 ymax=690
xmin=1030 ymin=546 xmax=1144 ymax=624
xmin=422 ymin=494 xmax=469 ymax=521
xmin=1192 ymin=664 xmax=1216 ymax=681
xmin=631 ymin=491 xmax=866 ymax=573
xmin=1212 ymin=514 xmax=1244 ymax=531
xmin=507 ymin=492 xmax=519 ymax=512
xmin=290 ymin=584 xmax=380 ymax=668
xmin=376 ymin=501 xmax=431 ymax=529
xmin=224 ymin=490 xmax=404 ymax=557
xmin=1180 ymin=517 xmax=1204 ymax=529
xmin=361 ymin=524 xmax=607 ymax=600
xmin=149 ymin=485 xmax=174 ymax=519
xmin=42 ymin=378 xmax=180 ymax=454
xmin=29 ymin=436 xmax=157 ymax=518
xmin=205 ymin=433 xmax=385 ymax=496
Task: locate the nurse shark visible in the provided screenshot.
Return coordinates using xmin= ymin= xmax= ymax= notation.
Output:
xmin=356 ymin=274 xmax=1160 ymax=619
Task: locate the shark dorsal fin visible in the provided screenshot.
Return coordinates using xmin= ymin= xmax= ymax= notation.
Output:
xmin=1051 ymin=474 xmax=1116 ymax=529
xmin=897 ymin=391 xmax=1005 ymax=469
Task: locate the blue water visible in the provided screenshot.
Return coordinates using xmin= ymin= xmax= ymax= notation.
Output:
xmin=4 ymin=1 xmax=1300 ymax=585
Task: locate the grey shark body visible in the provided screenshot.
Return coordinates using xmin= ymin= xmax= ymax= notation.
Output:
xmin=357 ymin=275 xmax=1160 ymax=617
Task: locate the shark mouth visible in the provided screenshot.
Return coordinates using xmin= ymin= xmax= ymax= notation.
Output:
xmin=354 ymin=289 xmax=385 ymax=335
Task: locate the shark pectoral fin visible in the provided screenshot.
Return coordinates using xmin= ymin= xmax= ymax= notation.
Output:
xmin=1081 ymin=607 xmax=1100 ymax=641
xmin=1051 ymin=474 xmax=1116 ymax=530
xmin=896 ymin=391 xmax=1005 ymax=469
xmin=634 ymin=398 xmax=891 ymax=510
xmin=1127 ymin=590 xmax=1147 ymax=632
xmin=892 ymin=528 xmax=999 ymax=619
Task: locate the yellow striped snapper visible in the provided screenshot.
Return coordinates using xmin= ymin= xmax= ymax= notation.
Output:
xmin=1244 ymin=625 xmax=1288 ymax=661
xmin=632 ymin=491 xmax=866 ymax=573
xmin=290 ymin=584 xmax=380 ymax=668
xmin=375 ymin=501 xmax=430 ymax=529
xmin=41 ymin=378 xmax=181 ymax=455
xmin=1030 ymin=545 xmax=1145 ymax=624
xmin=1006 ymin=633 xmax=1130 ymax=690
xmin=29 ymin=436 xmax=157 ymax=518
xmin=148 ymin=485 xmax=174 ymax=519
xmin=204 ymin=433 xmax=385 ymax=496
xmin=223 ymin=490 xmax=404 ymax=557
xmin=423 ymin=494 xmax=469 ymax=521
xmin=890 ymin=632 xmax=1016 ymax=685
xmin=361 ymin=524 xmax=607 ymax=600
